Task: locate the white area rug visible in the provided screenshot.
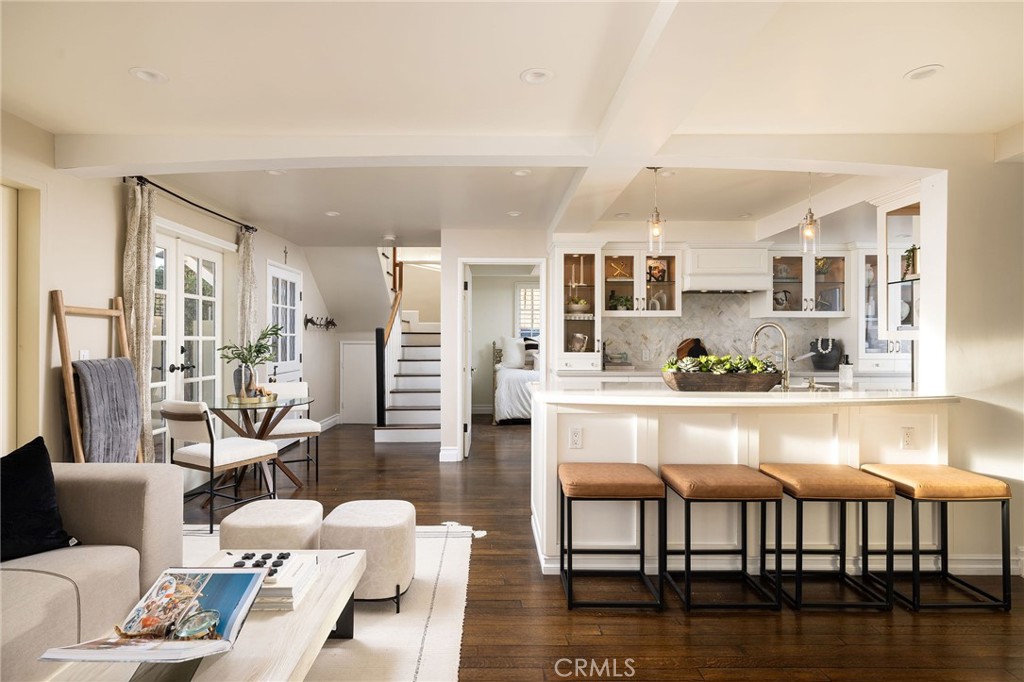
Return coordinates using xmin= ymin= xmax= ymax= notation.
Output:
xmin=182 ymin=522 xmax=479 ymax=682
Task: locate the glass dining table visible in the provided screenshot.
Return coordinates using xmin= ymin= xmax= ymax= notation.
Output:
xmin=207 ymin=395 xmax=314 ymax=489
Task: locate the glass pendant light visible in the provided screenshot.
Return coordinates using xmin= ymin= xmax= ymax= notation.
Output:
xmin=646 ymin=167 xmax=665 ymax=253
xmin=800 ymin=172 xmax=820 ymax=254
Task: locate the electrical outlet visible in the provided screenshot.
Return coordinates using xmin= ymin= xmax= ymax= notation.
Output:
xmin=900 ymin=427 xmax=915 ymax=450
xmin=78 ymin=349 xmax=90 ymax=360
xmin=641 ymin=348 xmax=651 ymax=362
xmin=569 ymin=426 xmax=583 ymax=449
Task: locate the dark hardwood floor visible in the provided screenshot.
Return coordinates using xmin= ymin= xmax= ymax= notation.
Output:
xmin=185 ymin=418 xmax=1024 ymax=682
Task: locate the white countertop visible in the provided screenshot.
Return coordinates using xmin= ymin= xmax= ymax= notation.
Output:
xmin=531 ymin=379 xmax=955 ymax=407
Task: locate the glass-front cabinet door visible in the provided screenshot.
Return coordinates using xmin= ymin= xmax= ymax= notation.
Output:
xmin=875 ymin=195 xmax=920 ymax=342
xmin=557 ymin=249 xmax=601 ymax=370
xmin=859 ymin=251 xmax=910 ymax=370
xmin=601 ymin=249 xmax=680 ymax=317
xmin=762 ymin=252 xmax=848 ymax=317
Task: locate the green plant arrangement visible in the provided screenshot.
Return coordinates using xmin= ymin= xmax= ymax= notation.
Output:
xmin=901 ymin=244 xmax=919 ymax=279
xmin=218 ymin=324 xmax=283 ymax=397
xmin=662 ymin=354 xmax=779 ymax=375
xmin=218 ymin=324 xmax=283 ymax=367
xmin=662 ymin=354 xmax=781 ymax=392
xmin=609 ymin=294 xmax=633 ymax=310
xmin=568 ymin=296 xmax=588 ymax=305
xmin=814 ymin=257 xmax=830 ymax=275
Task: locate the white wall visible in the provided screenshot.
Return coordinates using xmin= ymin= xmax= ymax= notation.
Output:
xmin=401 ymin=263 xmax=441 ymax=322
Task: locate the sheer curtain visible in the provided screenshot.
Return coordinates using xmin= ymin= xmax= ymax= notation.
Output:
xmin=122 ymin=182 xmax=155 ymax=462
xmin=237 ymin=227 xmax=258 ymax=344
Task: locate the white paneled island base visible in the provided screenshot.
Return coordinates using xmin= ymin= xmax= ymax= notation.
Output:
xmin=530 ymin=381 xmax=960 ymax=576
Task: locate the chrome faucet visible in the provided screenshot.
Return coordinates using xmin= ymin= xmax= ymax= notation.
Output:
xmin=751 ymin=322 xmax=790 ymax=391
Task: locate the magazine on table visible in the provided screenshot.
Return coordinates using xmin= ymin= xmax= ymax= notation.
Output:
xmin=40 ymin=567 xmax=267 ymax=663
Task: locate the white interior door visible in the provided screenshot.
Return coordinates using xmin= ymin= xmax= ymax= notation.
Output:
xmin=267 ymin=262 xmax=302 ymax=381
xmin=462 ymin=272 xmax=472 ymax=457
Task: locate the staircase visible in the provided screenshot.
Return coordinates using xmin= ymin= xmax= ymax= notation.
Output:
xmin=373 ymin=313 xmax=441 ymax=443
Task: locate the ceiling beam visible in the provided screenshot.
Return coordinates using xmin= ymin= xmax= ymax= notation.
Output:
xmin=53 ymin=134 xmax=596 ymax=178
xmin=548 ymin=1 xmax=783 ymax=234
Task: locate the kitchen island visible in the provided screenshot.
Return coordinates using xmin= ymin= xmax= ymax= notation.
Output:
xmin=529 ymin=380 xmax=957 ymax=575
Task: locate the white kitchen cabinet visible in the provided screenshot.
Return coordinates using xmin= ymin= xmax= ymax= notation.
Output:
xmin=554 ymin=248 xmax=602 ymax=371
xmin=858 ymin=250 xmax=911 ymax=372
xmin=600 ymin=249 xmax=681 ymax=317
xmin=875 ymin=193 xmax=920 ymax=342
xmin=680 ymin=245 xmax=770 ymax=292
xmin=752 ymin=251 xmax=850 ymax=318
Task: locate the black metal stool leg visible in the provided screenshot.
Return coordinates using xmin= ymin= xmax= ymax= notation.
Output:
xmin=1002 ymin=499 xmax=1012 ymax=611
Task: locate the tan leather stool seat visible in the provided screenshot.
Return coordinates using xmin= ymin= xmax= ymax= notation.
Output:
xmin=558 ymin=463 xmax=664 ymax=499
xmin=861 ymin=464 xmax=1011 ymax=501
xmin=759 ymin=463 xmax=894 ymax=500
xmin=661 ymin=464 xmax=782 ymax=500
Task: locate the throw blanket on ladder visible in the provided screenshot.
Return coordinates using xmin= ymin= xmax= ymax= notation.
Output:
xmin=71 ymin=357 xmax=141 ymax=462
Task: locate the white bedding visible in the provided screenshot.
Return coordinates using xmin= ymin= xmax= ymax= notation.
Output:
xmin=494 ymin=365 xmax=540 ymax=421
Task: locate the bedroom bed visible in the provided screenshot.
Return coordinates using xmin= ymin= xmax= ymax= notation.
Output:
xmin=492 ymin=339 xmax=541 ymax=424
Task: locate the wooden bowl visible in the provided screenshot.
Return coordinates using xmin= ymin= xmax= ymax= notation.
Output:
xmin=661 ymin=371 xmax=782 ymax=392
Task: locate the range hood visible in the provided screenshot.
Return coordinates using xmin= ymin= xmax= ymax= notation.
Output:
xmin=680 ymin=246 xmax=771 ymax=292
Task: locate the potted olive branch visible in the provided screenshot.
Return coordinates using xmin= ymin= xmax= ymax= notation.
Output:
xmin=218 ymin=323 xmax=283 ymax=398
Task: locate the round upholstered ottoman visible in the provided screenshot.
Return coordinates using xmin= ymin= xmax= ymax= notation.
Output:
xmin=321 ymin=500 xmax=415 ymax=612
xmin=220 ymin=499 xmax=323 ymax=550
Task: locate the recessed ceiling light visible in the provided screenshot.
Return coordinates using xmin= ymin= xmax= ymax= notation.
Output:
xmin=511 ymin=169 xmax=532 ymax=177
xmin=738 ymin=213 xmax=752 ymax=219
xmin=520 ymin=68 xmax=553 ymax=85
xmin=614 ymin=212 xmax=631 ymax=219
xmin=903 ymin=64 xmax=944 ymax=81
xmin=506 ymin=211 xmax=522 ymax=217
xmin=266 ymin=170 xmax=286 ymax=176
xmin=129 ymin=67 xmax=169 ymax=84
xmin=657 ymin=170 xmax=676 ymax=177
xmin=324 ymin=211 xmax=340 ymax=217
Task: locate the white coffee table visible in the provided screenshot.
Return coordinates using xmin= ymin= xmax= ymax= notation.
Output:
xmin=49 ymin=550 xmax=366 ymax=682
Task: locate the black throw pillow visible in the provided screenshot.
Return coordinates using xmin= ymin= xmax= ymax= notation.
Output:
xmin=1 ymin=437 xmax=77 ymax=562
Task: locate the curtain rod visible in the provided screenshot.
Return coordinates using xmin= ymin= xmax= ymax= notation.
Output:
xmin=126 ymin=175 xmax=257 ymax=233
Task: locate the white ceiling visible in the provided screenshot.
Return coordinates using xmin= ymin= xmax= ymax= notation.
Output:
xmin=3 ymin=1 xmax=1021 ymax=246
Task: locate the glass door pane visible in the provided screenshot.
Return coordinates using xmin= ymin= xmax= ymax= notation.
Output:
xmin=771 ymin=256 xmax=803 ymax=312
xmin=813 ymin=256 xmax=846 ymax=313
xmin=644 ymin=254 xmax=675 ymax=312
xmin=564 ymin=252 xmax=595 ymax=353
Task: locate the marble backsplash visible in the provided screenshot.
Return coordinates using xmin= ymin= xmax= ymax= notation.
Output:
xmin=601 ymin=292 xmax=832 ymax=370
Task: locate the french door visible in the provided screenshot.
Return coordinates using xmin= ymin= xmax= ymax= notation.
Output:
xmin=151 ymin=233 xmax=224 ymax=460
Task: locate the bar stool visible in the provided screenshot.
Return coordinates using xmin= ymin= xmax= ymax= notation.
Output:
xmin=759 ymin=463 xmax=895 ymax=610
xmin=861 ymin=463 xmax=1011 ymax=611
xmin=558 ymin=462 xmax=665 ymax=609
xmin=661 ymin=464 xmax=783 ymax=610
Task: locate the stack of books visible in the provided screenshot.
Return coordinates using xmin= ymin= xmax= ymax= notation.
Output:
xmin=212 ymin=551 xmax=321 ymax=611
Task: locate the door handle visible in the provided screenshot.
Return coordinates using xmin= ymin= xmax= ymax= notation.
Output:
xmin=168 ymin=363 xmax=196 ymax=373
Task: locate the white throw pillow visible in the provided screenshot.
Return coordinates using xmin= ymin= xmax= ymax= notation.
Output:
xmin=501 ymin=336 xmax=526 ymax=369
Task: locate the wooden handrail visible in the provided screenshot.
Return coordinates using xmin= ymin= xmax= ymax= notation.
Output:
xmin=377 ymin=251 xmax=404 ymax=426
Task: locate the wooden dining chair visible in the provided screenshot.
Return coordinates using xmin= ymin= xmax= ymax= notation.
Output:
xmin=160 ymin=400 xmax=280 ymax=533
xmin=266 ymin=381 xmax=322 ymax=482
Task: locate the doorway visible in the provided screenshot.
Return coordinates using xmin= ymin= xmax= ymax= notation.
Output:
xmin=457 ymin=258 xmax=545 ymax=458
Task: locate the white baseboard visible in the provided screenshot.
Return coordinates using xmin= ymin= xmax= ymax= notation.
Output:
xmin=320 ymin=414 xmax=340 ymax=430
xmin=439 ymin=446 xmax=461 ymax=462
xmin=472 ymin=404 xmax=493 ymax=415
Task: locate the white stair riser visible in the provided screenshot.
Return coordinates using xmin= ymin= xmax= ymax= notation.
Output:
xmin=402 ymin=346 xmax=440 ymax=360
xmin=397 ymin=360 xmax=440 ymax=374
xmin=387 ymin=410 xmax=441 ymax=425
xmin=390 ymin=392 xmax=440 ymax=407
xmin=374 ymin=428 xmax=441 ymax=443
xmin=402 ymin=335 xmax=441 ymax=347
xmin=395 ymin=375 xmax=440 ymax=390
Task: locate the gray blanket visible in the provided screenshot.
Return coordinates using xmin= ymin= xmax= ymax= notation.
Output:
xmin=71 ymin=357 xmax=140 ymax=463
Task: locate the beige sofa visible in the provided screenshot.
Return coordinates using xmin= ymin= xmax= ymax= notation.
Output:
xmin=0 ymin=463 xmax=183 ymax=681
